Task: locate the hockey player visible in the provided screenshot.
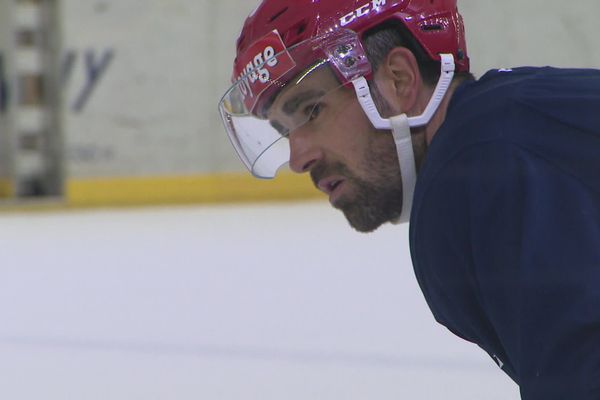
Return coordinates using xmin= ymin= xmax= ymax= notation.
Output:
xmin=218 ymin=1 xmax=600 ymax=398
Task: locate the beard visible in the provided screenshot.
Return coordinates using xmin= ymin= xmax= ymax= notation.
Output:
xmin=310 ymin=132 xmax=404 ymax=233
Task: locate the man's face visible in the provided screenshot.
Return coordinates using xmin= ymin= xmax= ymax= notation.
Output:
xmin=266 ymin=65 xmax=403 ymax=232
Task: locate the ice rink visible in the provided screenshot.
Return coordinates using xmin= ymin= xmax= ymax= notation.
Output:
xmin=0 ymin=201 xmax=519 ymax=399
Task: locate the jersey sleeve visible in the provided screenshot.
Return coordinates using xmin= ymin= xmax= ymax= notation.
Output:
xmin=464 ymin=140 xmax=600 ymax=399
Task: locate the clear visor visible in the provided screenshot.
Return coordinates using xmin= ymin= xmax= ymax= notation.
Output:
xmin=219 ymin=29 xmax=371 ymax=179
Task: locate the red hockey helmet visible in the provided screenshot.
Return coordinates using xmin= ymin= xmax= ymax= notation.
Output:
xmin=235 ymin=0 xmax=468 ymax=77
xmin=219 ymin=0 xmax=469 ymax=178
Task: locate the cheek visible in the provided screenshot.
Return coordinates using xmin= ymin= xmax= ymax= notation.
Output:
xmin=334 ymin=101 xmax=374 ymax=152
xmin=363 ymin=130 xmax=402 ymax=183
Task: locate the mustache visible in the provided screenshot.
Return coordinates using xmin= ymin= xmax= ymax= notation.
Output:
xmin=310 ymin=161 xmax=353 ymax=188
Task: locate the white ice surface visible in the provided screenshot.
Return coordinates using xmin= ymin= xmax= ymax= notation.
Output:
xmin=0 ymin=201 xmax=519 ymax=399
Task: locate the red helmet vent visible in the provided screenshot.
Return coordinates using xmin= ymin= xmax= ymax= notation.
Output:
xmin=268 ymin=7 xmax=289 ymax=23
xmin=283 ymin=19 xmax=310 ymax=47
xmin=421 ymin=23 xmax=444 ymax=32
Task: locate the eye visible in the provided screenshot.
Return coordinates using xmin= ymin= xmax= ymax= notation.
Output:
xmin=304 ymin=103 xmax=323 ymax=122
xmin=270 ymin=120 xmax=290 ymax=138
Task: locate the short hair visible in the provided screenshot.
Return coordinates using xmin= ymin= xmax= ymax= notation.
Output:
xmin=362 ymin=21 xmax=474 ymax=86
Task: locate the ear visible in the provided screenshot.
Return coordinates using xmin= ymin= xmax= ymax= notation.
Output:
xmin=372 ymin=47 xmax=422 ymax=115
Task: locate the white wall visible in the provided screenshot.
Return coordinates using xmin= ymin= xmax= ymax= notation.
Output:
xmin=461 ymin=0 xmax=600 ymax=73
xmin=57 ymin=0 xmax=600 ymax=180
xmin=60 ymin=0 xmax=257 ymax=179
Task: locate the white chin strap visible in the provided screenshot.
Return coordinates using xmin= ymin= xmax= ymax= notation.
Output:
xmin=350 ymin=54 xmax=456 ymax=224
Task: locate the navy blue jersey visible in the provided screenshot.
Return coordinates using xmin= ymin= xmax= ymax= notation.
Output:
xmin=409 ymin=67 xmax=600 ymax=398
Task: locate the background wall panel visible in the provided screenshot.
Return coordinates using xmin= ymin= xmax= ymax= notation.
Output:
xmin=60 ymin=0 xmax=245 ymax=179
xmin=1 ymin=0 xmax=598 ymax=205
xmin=461 ymin=0 xmax=600 ymax=73
xmin=0 ymin=2 xmax=15 ymax=196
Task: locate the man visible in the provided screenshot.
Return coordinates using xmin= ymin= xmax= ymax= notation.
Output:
xmin=219 ymin=0 xmax=600 ymax=398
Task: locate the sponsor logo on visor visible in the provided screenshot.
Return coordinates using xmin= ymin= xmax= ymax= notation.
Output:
xmin=233 ymin=30 xmax=296 ymax=112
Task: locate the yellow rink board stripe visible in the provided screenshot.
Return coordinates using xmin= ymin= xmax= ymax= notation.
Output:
xmin=0 ymin=179 xmax=14 ymax=198
xmin=65 ymin=172 xmax=324 ymax=207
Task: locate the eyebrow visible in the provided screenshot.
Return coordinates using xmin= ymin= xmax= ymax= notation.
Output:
xmin=281 ymin=90 xmax=325 ymax=115
xmin=270 ymin=120 xmax=288 ymax=136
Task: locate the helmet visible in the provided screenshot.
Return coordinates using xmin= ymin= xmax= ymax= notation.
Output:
xmin=219 ymin=0 xmax=469 ymax=179
xmin=235 ymin=0 xmax=469 ymax=78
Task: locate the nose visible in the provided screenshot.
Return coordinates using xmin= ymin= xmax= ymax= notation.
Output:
xmin=287 ymin=129 xmax=323 ymax=174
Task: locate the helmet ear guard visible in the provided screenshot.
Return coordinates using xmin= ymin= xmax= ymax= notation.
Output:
xmin=351 ymin=53 xmax=455 ymax=130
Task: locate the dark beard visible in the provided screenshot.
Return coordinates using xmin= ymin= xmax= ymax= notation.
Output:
xmin=310 ymin=137 xmax=403 ymax=233
xmin=337 ymin=174 xmax=403 ymax=233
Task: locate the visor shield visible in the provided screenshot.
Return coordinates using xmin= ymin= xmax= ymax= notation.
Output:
xmin=219 ymin=29 xmax=371 ymax=178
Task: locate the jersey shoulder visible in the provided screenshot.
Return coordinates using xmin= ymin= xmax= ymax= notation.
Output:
xmin=446 ymin=66 xmax=600 ymax=140
xmin=420 ymin=66 xmax=600 ymax=183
